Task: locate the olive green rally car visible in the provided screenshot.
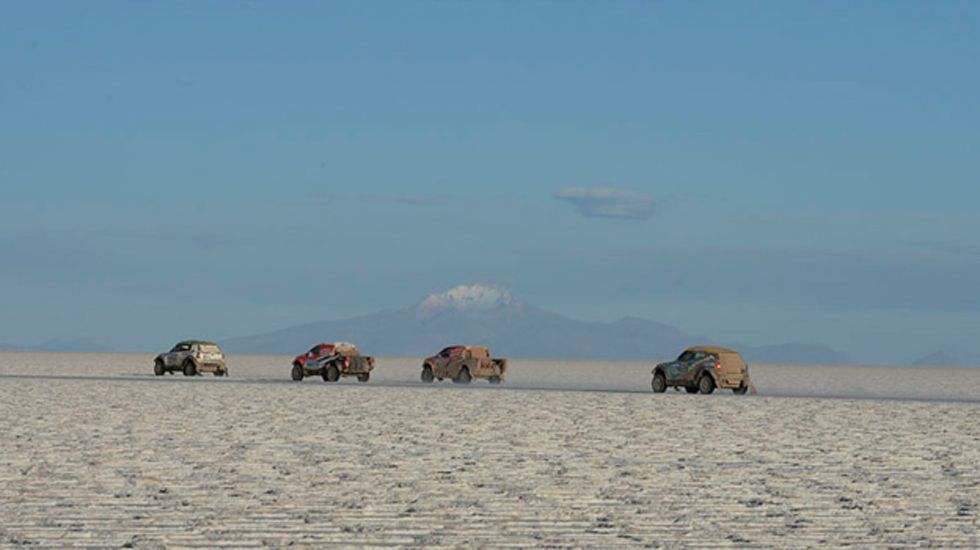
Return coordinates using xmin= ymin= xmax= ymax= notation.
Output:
xmin=652 ymin=346 xmax=755 ymax=395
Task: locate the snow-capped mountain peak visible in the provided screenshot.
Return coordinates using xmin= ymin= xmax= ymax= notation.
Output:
xmin=416 ymin=284 xmax=515 ymax=318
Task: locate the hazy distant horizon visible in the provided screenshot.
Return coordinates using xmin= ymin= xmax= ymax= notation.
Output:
xmin=0 ymin=283 xmax=972 ymax=368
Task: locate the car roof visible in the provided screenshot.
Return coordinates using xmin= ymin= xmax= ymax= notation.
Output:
xmin=177 ymin=339 xmax=219 ymax=347
xmin=443 ymin=345 xmax=488 ymax=352
xmin=686 ymin=345 xmax=740 ymax=355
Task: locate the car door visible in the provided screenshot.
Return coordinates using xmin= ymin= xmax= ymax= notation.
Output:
xmin=686 ymin=351 xmax=715 ymax=385
xmin=165 ymin=343 xmax=184 ymax=367
xmin=179 ymin=343 xmax=195 ymax=366
xmin=665 ymin=351 xmax=694 ymax=383
xmin=434 ymin=348 xmax=452 ymax=378
xmin=689 ymin=352 xmax=717 ymax=383
xmin=307 ymin=345 xmax=322 ymax=368
xmin=682 ymin=352 xmax=710 ymax=384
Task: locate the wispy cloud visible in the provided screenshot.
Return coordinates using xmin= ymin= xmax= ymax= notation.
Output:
xmin=317 ymin=192 xmax=455 ymax=207
xmin=554 ymin=187 xmax=656 ymax=220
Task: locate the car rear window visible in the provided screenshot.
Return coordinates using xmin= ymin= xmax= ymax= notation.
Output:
xmin=200 ymin=344 xmax=222 ymax=353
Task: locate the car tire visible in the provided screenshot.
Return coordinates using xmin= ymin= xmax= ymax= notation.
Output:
xmin=652 ymin=372 xmax=667 ymax=393
xmin=489 ymin=375 xmax=501 ymax=384
xmin=324 ymin=364 xmax=340 ymax=382
xmin=421 ymin=365 xmax=434 ymax=383
xmin=357 ymin=372 xmax=370 ymax=383
xmin=698 ymin=374 xmax=715 ymax=395
xmin=182 ymin=361 xmax=196 ymax=376
xmin=453 ymin=367 xmax=471 ymax=384
xmin=733 ymin=383 xmax=748 ymax=395
xmin=291 ymin=364 xmax=304 ymax=381
xmin=214 ymin=369 xmax=226 ymax=377
xmin=154 ymin=360 xmax=165 ymax=376
xmin=685 ymin=386 xmax=699 ymax=394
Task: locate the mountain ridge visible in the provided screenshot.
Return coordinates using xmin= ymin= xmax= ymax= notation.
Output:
xmin=221 ymin=284 xmax=852 ymax=364
xmin=911 ymin=351 xmax=961 ymax=367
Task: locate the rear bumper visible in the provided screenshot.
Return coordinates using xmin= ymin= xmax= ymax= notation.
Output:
xmin=716 ymin=373 xmax=748 ymax=389
xmin=340 ymin=363 xmax=373 ymax=375
xmin=197 ymin=363 xmax=226 ymax=373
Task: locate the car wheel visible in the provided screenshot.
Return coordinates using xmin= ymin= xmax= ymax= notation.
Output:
xmin=153 ymin=360 xmax=165 ymax=376
xmin=182 ymin=361 xmax=196 ymax=376
xmin=733 ymin=383 xmax=748 ymax=395
xmin=357 ymin=372 xmax=370 ymax=383
xmin=291 ymin=364 xmax=304 ymax=381
xmin=324 ymin=364 xmax=340 ymax=382
xmin=488 ymin=375 xmax=501 ymax=384
xmin=453 ymin=367 xmax=471 ymax=384
xmin=214 ymin=368 xmax=226 ymax=377
xmin=698 ymin=374 xmax=715 ymax=395
xmin=652 ymin=372 xmax=667 ymax=393
xmin=421 ymin=365 xmax=434 ymax=383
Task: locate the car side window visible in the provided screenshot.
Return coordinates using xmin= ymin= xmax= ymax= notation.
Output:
xmin=440 ymin=348 xmax=451 ymax=358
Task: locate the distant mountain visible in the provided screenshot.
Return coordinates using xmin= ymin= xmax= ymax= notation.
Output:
xmin=912 ymin=351 xmax=961 ymax=367
xmin=222 ymin=283 xmax=851 ymax=364
xmin=223 ymin=284 xmax=697 ymax=359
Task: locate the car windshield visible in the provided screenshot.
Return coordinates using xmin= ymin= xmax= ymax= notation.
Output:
xmin=677 ymin=351 xmax=695 ymax=362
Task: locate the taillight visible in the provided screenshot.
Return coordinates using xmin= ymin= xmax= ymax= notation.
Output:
xmin=196 ymin=352 xmax=202 ymax=360
xmin=714 ymin=362 xmax=721 ymax=369
xmin=344 ymin=357 xmax=350 ymax=367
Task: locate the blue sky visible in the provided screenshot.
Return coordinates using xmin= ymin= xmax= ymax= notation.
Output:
xmin=1 ymin=1 xmax=978 ymax=362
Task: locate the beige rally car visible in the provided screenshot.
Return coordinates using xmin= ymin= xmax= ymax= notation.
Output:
xmin=421 ymin=345 xmax=507 ymax=384
xmin=154 ymin=340 xmax=227 ymax=376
